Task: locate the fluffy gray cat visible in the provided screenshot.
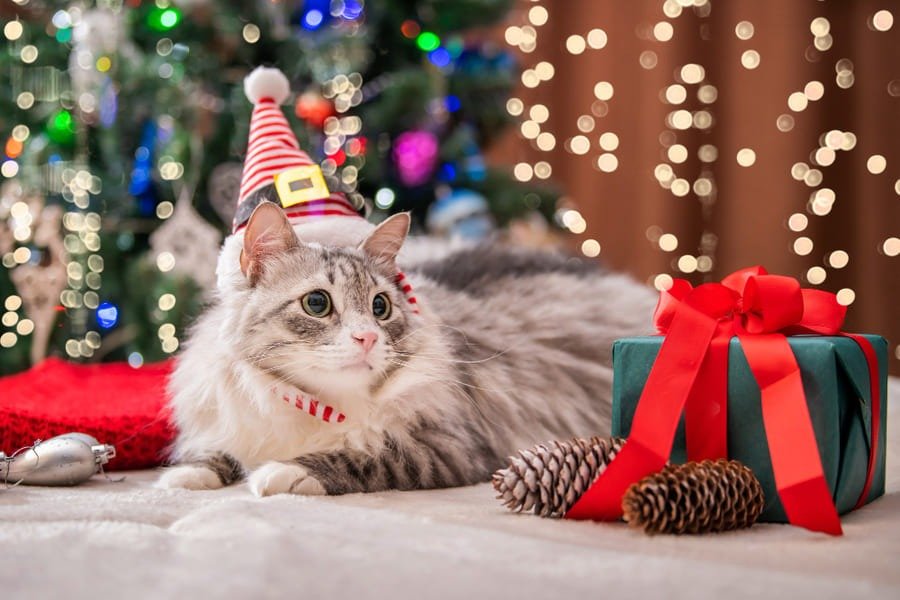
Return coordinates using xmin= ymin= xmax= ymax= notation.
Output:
xmin=156 ymin=202 xmax=656 ymax=496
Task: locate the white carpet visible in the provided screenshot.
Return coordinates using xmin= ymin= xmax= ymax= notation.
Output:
xmin=1 ymin=378 xmax=897 ymax=600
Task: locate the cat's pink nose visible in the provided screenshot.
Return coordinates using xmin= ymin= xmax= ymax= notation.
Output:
xmin=352 ymin=331 xmax=378 ymax=353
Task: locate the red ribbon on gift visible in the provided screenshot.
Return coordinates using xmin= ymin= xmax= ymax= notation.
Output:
xmin=565 ymin=266 xmax=881 ymax=536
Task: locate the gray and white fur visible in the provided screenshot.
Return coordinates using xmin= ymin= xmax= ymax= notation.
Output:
xmin=156 ymin=204 xmax=656 ymax=497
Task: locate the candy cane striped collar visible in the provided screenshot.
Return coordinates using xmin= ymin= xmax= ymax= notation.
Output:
xmin=279 ymin=386 xmax=347 ymax=424
xmin=395 ymin=271 xmax=419 ymax=314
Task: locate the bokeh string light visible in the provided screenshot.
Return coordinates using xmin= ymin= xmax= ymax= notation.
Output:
xmin=504 ymin=1 xmax=897 ymax=362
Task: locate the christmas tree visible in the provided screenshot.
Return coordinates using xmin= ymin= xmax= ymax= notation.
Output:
xmin=0 ymin=0 xmax=558 ymax=375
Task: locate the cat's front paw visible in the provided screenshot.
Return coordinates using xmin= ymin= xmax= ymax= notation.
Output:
xmin=155 ymin=464 xmax=223 ymax=490
xmin=248 ymin=461 xmax=327 ymax=497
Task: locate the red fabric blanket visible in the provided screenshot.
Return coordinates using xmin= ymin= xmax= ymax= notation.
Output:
xmin=0 ymin=358 xmax=176 ymax=470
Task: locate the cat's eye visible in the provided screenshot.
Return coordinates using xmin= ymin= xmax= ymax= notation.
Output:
xmin=372 ymin=293 xmax=391 ymax=320
xmin=301 ymin=290 xmax=332 ymax=317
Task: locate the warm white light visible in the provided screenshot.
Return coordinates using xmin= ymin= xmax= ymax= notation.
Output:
xmin=680 ymin=63 xmax=705 ymax=84
xmin=867 ymin=155 xmax=887 ymax=174
xmin=599 ymin=132 xmax=619 ymax=151
xmin=593 ymin=81 xmax=614 ymax=101
xmin=794 ymin=237 xmax=814 ymax=256
xmin=581 ymin=239 xmax=601 ymax=257
xmin=659 ymin=233 xmax=678 ymax=252
xmin=736 ymin=148 xmax=756 ymax=167
xmin=566 ymin=35 xmax=586 ymax=54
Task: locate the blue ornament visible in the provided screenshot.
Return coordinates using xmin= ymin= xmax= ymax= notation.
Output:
xmin=296 ymin=0 xmax=331 ymax=31
xmin=428 ymin=48 xmax=452 ymax=68
xmin=427 ymin=188 xmax=494 ymax=241
xmin=444 ymin=95 xmax=462 ymax=113
xmin=96 ymin=302 xmax=119 ymax=329
xmin=128 ymin=122 xmax=157 ymax=215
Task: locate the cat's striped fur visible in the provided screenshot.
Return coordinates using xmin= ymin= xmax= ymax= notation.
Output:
xmin=157 ymin=208 xmax=656 ymax=496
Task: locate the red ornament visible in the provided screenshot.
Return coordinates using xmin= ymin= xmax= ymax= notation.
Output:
xmin=294 ymin=91 xmax=335 ymax=128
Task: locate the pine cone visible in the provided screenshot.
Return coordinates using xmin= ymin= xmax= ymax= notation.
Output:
xmin=492 ymin=436 xmax=626 ymax=518
xmin=622 ymin=459 xmax=765 ymax=535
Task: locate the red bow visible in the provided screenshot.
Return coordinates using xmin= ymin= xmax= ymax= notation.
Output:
xmin=566 ymin=266 xmax=881 ymax=536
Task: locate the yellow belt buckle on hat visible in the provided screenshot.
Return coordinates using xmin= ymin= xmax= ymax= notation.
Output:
xmin=274 ymin=165 xmax=331 ymax=208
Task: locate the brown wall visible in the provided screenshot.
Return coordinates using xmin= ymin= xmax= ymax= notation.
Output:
xmin=489 ymin=0 xmax=899 ymax=373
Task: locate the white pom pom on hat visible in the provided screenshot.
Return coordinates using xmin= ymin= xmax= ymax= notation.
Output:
xmin=243 ymin=66 xmax=291 ymax=105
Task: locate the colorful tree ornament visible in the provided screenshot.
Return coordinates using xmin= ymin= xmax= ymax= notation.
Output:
xmin=146 ymin=6 xmax=182 ymax=32
xmin=45 ymin=110 xmax=76 ymax=146
xmin=294 ymin=91 xmax=335 ymax=128
xmin=393 ymin=130 xmax=439 ymax=187
xmin=426 ymin=188 xmax=494 ymax=240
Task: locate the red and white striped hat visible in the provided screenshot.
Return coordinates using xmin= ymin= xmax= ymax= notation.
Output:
xmin=232 ymin=67 xmax=360 ymax=232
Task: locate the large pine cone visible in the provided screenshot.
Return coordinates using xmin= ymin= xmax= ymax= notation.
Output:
xmin=622 ymin=459 xmax=765 ymax=535
xmin=492 ymin=436 xmax=626 ymax=518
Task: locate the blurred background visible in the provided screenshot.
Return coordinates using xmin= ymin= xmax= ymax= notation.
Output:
xmin=0 ymin=0 xmax=897 ymax=375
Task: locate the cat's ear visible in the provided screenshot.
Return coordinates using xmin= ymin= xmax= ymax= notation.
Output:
xmin=359 ymin=212 xmax=410 ymax=269
xmin=240 ymin=202 xmax=299 ymax=284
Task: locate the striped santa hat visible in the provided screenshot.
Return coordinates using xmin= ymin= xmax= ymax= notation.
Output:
xmin=232 ymin=67 xmax=361 ymax=233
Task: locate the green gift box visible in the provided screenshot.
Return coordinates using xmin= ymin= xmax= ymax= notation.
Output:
xmin=611 ymin=335 xmax=888 ymax=522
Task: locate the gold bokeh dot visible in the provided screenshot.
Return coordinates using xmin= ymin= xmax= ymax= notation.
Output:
xmin=16 ymin=319 xmax=34 ymax=336
xmin=528 ymin=5 xmax=549 ymax=26
xmin=806 ymin=266 xmax=826 ymax=285
xmin=513 ymin=163 xmax=534 ymax=181
xmin=804 ymin=81 xmax=825 ymax=100
xmin=698 ymin=144 xmax=718 ymax=163
xmin=810 ymin=17 xmax=830 ymax=37
xmin=678 ymin=255 xmax=698 ymax=273
xmin=788 ymin=92 xmax=808 ymax=112
xmin=668 ymin=144 xmax=688 ymax=164
xmin=4 ymin=295 xmax=23 ymax=311
xmin=671 ymin=178 xmax=690 ymax=197
xmin=639 ymin=51 xmax=658 ymax=69
xmin=529 ymin=104 xmax=549 ymax=123
xmin=653 ymin=22 xmax=674 ymax=42
xmin=0 ymin=332 xmax=17 ymax=348
xmin=814 ymin=147 xmax=835 ymax=167
xmin=698 ymin=85 xmax=717 ymax=103
xmin=794 ymin=237 xmax=814 ymax=256
xmin=866 ymin=155 xmax=887 ymax=174
xmin=569 ymin=136 xmax=590 ymax=155
xmin=596 ymin=153 xmax=618 ymax=172
xmin=156 ymin=252 xmax=176 ymax=272
xmin=654 ymin=273 xmax=674 ymax=291
xmin=872 ymin=10 xmax=894 ymax=32
xmin=680 ymin=63 xmax=705 ymax=84
xmin=828 ymin=250 xmax=849 ymax=269
xmin=665 ymin=84 xmax=687 ymax=104
xmin=736 ymin=148 xmax=756 ymax=167
xmin=593 ymin=81 xmax=614 ymax=101
xmin=587 ymin=28 xmax=608 ymax=49
xmin=882 ymin=237 xmax=900 ymax=257
xmin=520 ymin=120 xmax=540 ymax=139
xmin=659 ymin=233 xmax=678 ymax=252
xmin=836 ymin=288 xmax=856 ymax=306
xmin=741 ymin=50 xmax=761 ymax=69
xmin=581 ymin=239 xmax=601 ymax=257
xmin=536 ymin=132 xmax=556 ymax=151
xmin=506 ymin=98 xmax=524 ymax=116
xmin=803 ymin=169 xmax=823 ymax=187
xmin=599 ymin=132 xmax=619 ymax=151
xmin=566 ymin=35 xmax=586 ymax=54
xmin=777 ymin=114 xmax=795 ymax=132
xmin=158 ymin=293 xmax=177 ymax=311
xmin=534 ymin=161 xmax=552 ymax=179
xmin=735 ymin=21 xmax=754 ymax=40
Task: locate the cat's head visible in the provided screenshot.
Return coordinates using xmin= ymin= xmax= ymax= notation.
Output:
xmin=233 ymin=202 xmax=418 ymax=399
